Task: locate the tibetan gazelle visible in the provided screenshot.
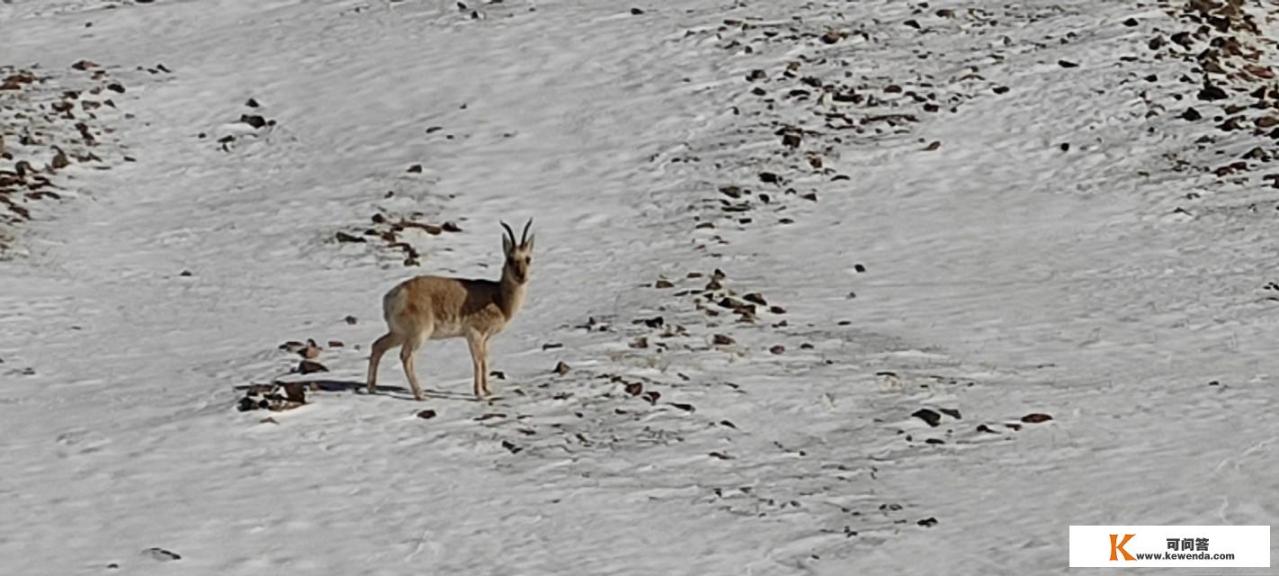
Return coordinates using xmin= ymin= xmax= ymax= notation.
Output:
xmin=367 ymin=219 xmax=533 ymax=400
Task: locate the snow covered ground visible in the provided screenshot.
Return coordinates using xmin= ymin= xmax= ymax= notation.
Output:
xmin=1 ymin=0 xmax=1276 ymax=573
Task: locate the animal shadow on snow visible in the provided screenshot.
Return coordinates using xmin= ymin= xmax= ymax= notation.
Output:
xmin=240 ymin=379 xmax=485 ymax=402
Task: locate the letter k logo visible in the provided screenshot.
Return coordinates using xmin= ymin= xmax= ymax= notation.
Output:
xmin=1110 ymin=533 xmax=1135 ymax=561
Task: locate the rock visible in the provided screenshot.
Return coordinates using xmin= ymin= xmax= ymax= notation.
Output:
xmin=854 ymin=264 xmax=866 ymax=273
xmin=630 ymin=7 xmax=644 ymax=15
xmin=142 ymin=548 xmax=181 ymax=561
xmin=417 ymin=409 xmax=437 ymax=419
xmin=297 ymin=360 xmax=328 ymax=374
xmin=624 ymin=382 xmax=643 ymax=396
xmin=50 ymin=148 xmax=70 ymax=170
xmin=501 ymin=440 xmax=522 ymax=454
xmin=71 ymin=60 xmax=98 ymax=71
xmin=781 ymin=132 xmax=801 ymax=148
xmin=976 ymin=424 xmax=999 ymax=434
xmin=712 ymin=334 xmax=735 ymax=346
xmin=642 ymin=391 xmax=660 ymax=404
xmin=903 ymin=19 xmax=921 ymax=30
xmin=335 ymin=231 xmax=365 ymax=243
xmin=746 ymin=69 xmax=766 ymax=82
xmin=769 ymin=344 xmax=785 ymax=355
xmin=280 ymin=382 xmax=307 ymax=403
xmin=938 ymin=407 xmax=961 ymax=419
xmin=993 ymin=86 xmax=1009 ymax=94
xmin=924 ymin=140 xmax=941 ymax=151
xmin=344 ymin=315 xmax=358 ymax=325
xmin=917 ymin=517 xmax=938 ymax=527
xmin=1123 ymin=17 xmax=1138 ymax=27
xmin=406 ymin=164 xmax=423 ymax=173
xmin=1021 ymin=413 xmax=1052 ymax=423
xmin=1058 ymin=60 xmax=1079 ymax=68
xmin=669 ymin=402 xmax=695 ymax=412
xmin=240 ymin=114 xmax=267 ymax=129
xmin=1197 ymin=82 xmax=1228 ymax=101
xmin=655 ymin=279 xmax=674 ymax=288
xmin=912 ymin=408 xmax=942 ymax=427
xmin=820 ymin=30 xmax=843 ymax=44
xmin=245 ymin=98 xmax=260 ymax=108
xmin=759 ymin=171 xmax=780 ymax=184
xmin=553 ymin=361 xmax=570 ymax=375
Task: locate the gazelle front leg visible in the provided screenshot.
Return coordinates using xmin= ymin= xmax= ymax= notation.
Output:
xmin=477 ymin=335 xmax=492 ymax=397
xmin=466 ymin=333 xmax=486 ymax=399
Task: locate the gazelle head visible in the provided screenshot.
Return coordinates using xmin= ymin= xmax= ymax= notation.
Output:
xmin=500 ymin=219 xmax=534 ymax=285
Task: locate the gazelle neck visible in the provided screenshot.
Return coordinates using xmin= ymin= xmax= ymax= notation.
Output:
xmin=498 ymin=270 xmax=527 ymax=319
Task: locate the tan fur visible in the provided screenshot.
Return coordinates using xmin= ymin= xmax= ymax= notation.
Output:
xmin=367 ymin=220 xmax=534 ymax=400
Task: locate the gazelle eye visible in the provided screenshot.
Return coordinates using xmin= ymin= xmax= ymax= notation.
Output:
xmin=525 ymin=257 xmax=531 ymax=265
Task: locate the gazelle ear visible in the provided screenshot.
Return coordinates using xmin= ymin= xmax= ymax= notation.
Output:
xmin=523 ymin=234 xmax=534 ymax=251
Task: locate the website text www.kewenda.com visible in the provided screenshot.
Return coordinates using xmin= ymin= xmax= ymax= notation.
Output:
xmin=1133 ymin=552 xmax=1236 ymax=561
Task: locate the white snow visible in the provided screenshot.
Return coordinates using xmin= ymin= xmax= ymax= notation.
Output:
xmin=1 ymin=0 xmax=1276 ymax=574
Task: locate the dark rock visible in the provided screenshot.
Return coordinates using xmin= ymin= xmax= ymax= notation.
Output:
xmin=912 ymin=408 xmax=942 ymax=427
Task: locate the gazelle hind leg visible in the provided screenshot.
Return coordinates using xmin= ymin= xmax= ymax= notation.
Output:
xmin=475 ymin=337 xmax=483 ymax=396
xmin=399 ymin=334 xmax=426 ymax=401
xmin=367 ymin=332 xmax=401 ymax=394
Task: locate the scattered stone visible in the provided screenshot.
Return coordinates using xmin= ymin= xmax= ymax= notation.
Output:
xmin=245 ymin=98 xmax=260 ymax=108
xmin=1058 ymin=60 xmax=1079 ymax=68
xmin=709 ymin=451 xmax=733 ymax=460
xmin=297 ymin=359 xmax=328 ymax=374
xmin=854 ymin=264 xmax=866 ymax=273
xmin=642 ymin=391 xmax=660 ymax=404
xmin=938 ymin=408 xmax=961 ymax=419
xmin=240 ymin=114 xmax=267 ymax=129
xmin=344 ymin=315 xmax=358 ymax=325
xmin=142 ymin=548 xmax=181 ymax=561
xmin=501 ymin=440 xmax=522 ymax=454
xmin=912 ymin=408 xmax=942 ymax=427
xmin=917 ymin=517 xmax=938 ymax=527
xmin=406 ymin=164 xmax=423 ymax=173
xmin=1198 ymin=81 xmax=1228 ymax=101
xmin=335 ymin=231 xmax=366 ymax=243
xmin=669 ymin=402 xmax=695 ymax=412
xmin=976 ymin=424 xmax=999 ymax=434
xmin=1123 ymin=17 xmax=1138 ymax=27
xmin=553 ymin=361 xmax=570 ymax=375
xmin=630 ymin=7 xmax=644 ymax=15
xmin=769 ymin=344 xmax=785 ymax=355
xmin=1020 ymin=413 xmax=1052 ymax=423
xmin=711 ymin=334 xmax=735 ymax=346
